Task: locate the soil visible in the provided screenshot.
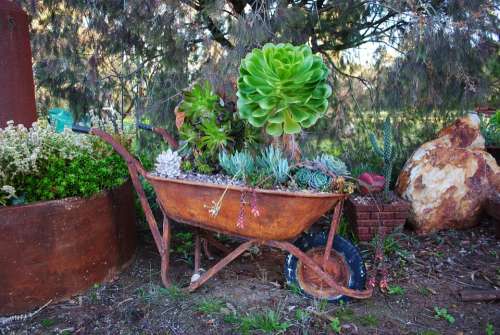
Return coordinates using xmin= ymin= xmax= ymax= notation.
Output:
xmin=1 ymin=219 xmax=499 ymax=335
xmin=350 ymin=191 xmax=406 ymax=205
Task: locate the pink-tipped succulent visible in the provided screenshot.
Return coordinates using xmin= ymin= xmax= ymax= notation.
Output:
xmin=358 ymin=172 xmax=385 ymax=195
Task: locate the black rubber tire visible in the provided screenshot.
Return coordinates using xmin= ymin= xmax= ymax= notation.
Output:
xmin=284 ymin=231 xmax=366 ymax=303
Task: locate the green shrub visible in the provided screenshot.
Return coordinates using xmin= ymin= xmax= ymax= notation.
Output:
xmin=0 ymin=120 xmax=129 ymax=206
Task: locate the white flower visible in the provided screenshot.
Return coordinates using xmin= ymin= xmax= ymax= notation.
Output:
xmin=1 ymin=185 xmax=16 ymax=198
xmin=155 ymin=149 xmax=181 ymax=178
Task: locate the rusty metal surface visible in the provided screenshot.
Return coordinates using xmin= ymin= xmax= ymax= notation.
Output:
xmin=0 ymin=182 xmax=136 ymax=315
xmin=147 ymin=175 xmax=345 ymax=241
xmin=85 ymin=127 xmax=371 ymax=300
xmin=268 ymin=240 xmax=373 ymax=299
xmin=0 ymin=0 xmax=37 ymax=128
xmin=297 ymin=247 xmax=350 ymax=299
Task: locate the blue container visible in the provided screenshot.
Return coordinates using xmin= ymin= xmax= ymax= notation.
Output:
xmin=48 ymin=108 xmax=74 ymax=133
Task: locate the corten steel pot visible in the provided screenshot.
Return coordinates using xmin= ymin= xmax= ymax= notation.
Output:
xmin=346 ymin=196 xmax=410 ymax=241
xmin=68 ymin=125 xmax=373 ymax=301
xmin=0 ymin=181 xmax=136 ymax=315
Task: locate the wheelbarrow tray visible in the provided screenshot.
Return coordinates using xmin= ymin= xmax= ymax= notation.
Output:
xmin=147 ymin=174 xmax=345 ymax=241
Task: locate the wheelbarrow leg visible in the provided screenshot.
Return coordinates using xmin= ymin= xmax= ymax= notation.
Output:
xmin=323 ymin=199 xmax=344 ymax=268
xmin=201 ymin=232 xmax=231 ymax=255
xmin=188 ymin=240 xmax=255 ymax=292
xmin=202 ymin=238 xmax=214 ymax=260
xmin=194 ymin=233 xmax=201 ymax=273
xmin=161 ymin=215 xmax=171 ymax=287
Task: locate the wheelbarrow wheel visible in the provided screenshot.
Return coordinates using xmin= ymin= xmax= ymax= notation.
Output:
xmin=284 ymin=231 xmax=366 ymax=303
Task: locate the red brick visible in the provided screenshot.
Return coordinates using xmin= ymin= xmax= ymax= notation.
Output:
xmin=382 ymin=219 xmax=406 ymax=227
xmin=356 ymin=212 xmax=370 ymax=219
xmin=383 ymin=202 xmax=410 ymax=211
xmin=356 ymin=226 xmax=369 ymax=234
xmin=371 ymin=211 xmax=394 ymax=219
xmin=356 ymin=219 xmax=378 ymax=227
xmin=357 ymin=233 xmax=372 ymax=241
xmin=393 ymin=211 xmax=409 ymax=219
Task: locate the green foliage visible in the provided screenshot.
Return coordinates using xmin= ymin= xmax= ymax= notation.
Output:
xmin=236 ymin=310 xmax=290 ymax=335
xmin=359 ymin=314 xmax=379 ymax=327
xmin=314 ymin=153 xmax=350 ymax=177
xmin=22 ymin=152 xmax=128 ymax=202
xmin=486 ymin=322 xmax=495 ymax=335
xmin=172 ymin=231 xmax=194 ymax=260
xmin=329 ymin=317 xmax=341 ymax=333
xmin=294 ymin=308 xmax=310 ymax=323
xmin=256 ymin=146 xmax=290 ymax=184
xmin=178 ymin=82 xmax=259 ymax=173
xmin=387 ymin=285 xmax=405 ymax=296
xmin=480 ymin=111 xmax=500 ymax=146
xmin=295 ymin=168 xmax=330 ymax=190
xmin=294 ymin=153 xmax=350 ymax=191
xmin=369 ymin=117 xmax=396 ymax=198
xmin=237 ymin=43 xmax=331 ymax=136
xmin=370 ymin=235 xmax=403 ymax=256
xmin=218 ymin=150 xmax=255 ymax=180
xmin=434 ymin=307 xmax=455 ymax=324
xmin=196 ymin=298 xmax=225 ymax=315
xmin=181 ymin=81 xmax=222 ymax=120
xmin=0 ymin=121 xmax=129 ymax=205
xmin=40 ymin=319 xmax=55 ymax=328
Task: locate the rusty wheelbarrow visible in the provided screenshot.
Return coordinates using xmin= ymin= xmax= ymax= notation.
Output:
xmin=72 ymin=124 xmax=373 ymax=302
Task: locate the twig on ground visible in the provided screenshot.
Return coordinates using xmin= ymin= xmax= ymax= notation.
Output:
xmin=0 ymin=300 xmax=52 ymax=326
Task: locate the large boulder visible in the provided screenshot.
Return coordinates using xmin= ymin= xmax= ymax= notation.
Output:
xmin=396 ymin=114 xmax=500 ymax=235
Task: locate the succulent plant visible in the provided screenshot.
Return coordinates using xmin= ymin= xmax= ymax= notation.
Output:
xmin=180 ymin=81 xmax=222 ymax=120
xmin=295 ymin=167 xmax=313 ymax=187
xmin=218 ymin=150 xmax=255 ymax=179
xmin=369 ymin=117 xmax=396 ymax=198
xmin=313 ymin=153 xmax=350 ymax=176
xmin=294 ymin=168 xmax=331 ymax=190
xmin=256 ymin=145 xmax=290 ymax=184
xmin=309 ymin=171 xmax=331 ymax=190
xmin=237 ymin=43 xmax=332 ymax=136
xmin=155 ymin=149 xmax=182 ymax=178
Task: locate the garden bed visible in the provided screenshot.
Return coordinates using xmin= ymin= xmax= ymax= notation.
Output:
xmin=1 ymin=219 xmax=498 ymax=334
xmin=0 ymin=181 xmax=136 ymax=315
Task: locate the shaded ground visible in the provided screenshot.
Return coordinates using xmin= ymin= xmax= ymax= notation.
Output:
xmin=1 ymin=219 xmax=499 ymax=335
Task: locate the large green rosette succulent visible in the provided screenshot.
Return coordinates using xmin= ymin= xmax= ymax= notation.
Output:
xmin=237 ymin=43 xmax=332 ymax=136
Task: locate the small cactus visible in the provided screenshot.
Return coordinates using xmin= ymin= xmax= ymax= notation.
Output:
xmin=369 ymin=117 xmax=396 ymax=199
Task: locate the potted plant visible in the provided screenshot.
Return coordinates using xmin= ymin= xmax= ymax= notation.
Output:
xmin=345 ymin=117 xmax=410 ymax=241
xmin=480 ymin=110 xmax=500 ymax=164
xmin=0 ymin=119 xmax=136 ymax=314
xmin=141 ymin=43 xmax=369 ymax=302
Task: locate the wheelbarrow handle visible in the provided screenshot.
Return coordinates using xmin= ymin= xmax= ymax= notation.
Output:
xmin=71 ymin=125 xmax=91 ymax=134
xmin=137 ymin=123 xmax=153 ymax=132
xmin=137 ymin=123 xmax=179 ymax=149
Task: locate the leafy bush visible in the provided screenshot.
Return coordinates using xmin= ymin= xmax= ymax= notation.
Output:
xmin=237 ymin=43 xmax=331 ymax=136
xmin=480 ymin=111 xmax=500 ymax=146
xmin=0 ymin=120 xmax=129 ymax=206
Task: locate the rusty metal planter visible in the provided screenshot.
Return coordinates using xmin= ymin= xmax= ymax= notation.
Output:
xmin=0 ymin=181 xmax=136 ymax=315
xmin=346 ymin=196 xmax=410 ymax=241
xmin=70 ymin=126 xmax=373 ymax=301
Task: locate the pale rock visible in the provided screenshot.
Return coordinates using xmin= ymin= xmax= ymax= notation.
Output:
xmin=396 ymin=114 xmax=500 ymax=234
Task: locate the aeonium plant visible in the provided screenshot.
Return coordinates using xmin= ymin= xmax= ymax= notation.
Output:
xmin=237 ymin=43 xmax=332 ymax=138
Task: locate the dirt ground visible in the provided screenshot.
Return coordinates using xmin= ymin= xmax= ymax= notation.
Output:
xmin=1 ymin=218 xmax=499 ymax=335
